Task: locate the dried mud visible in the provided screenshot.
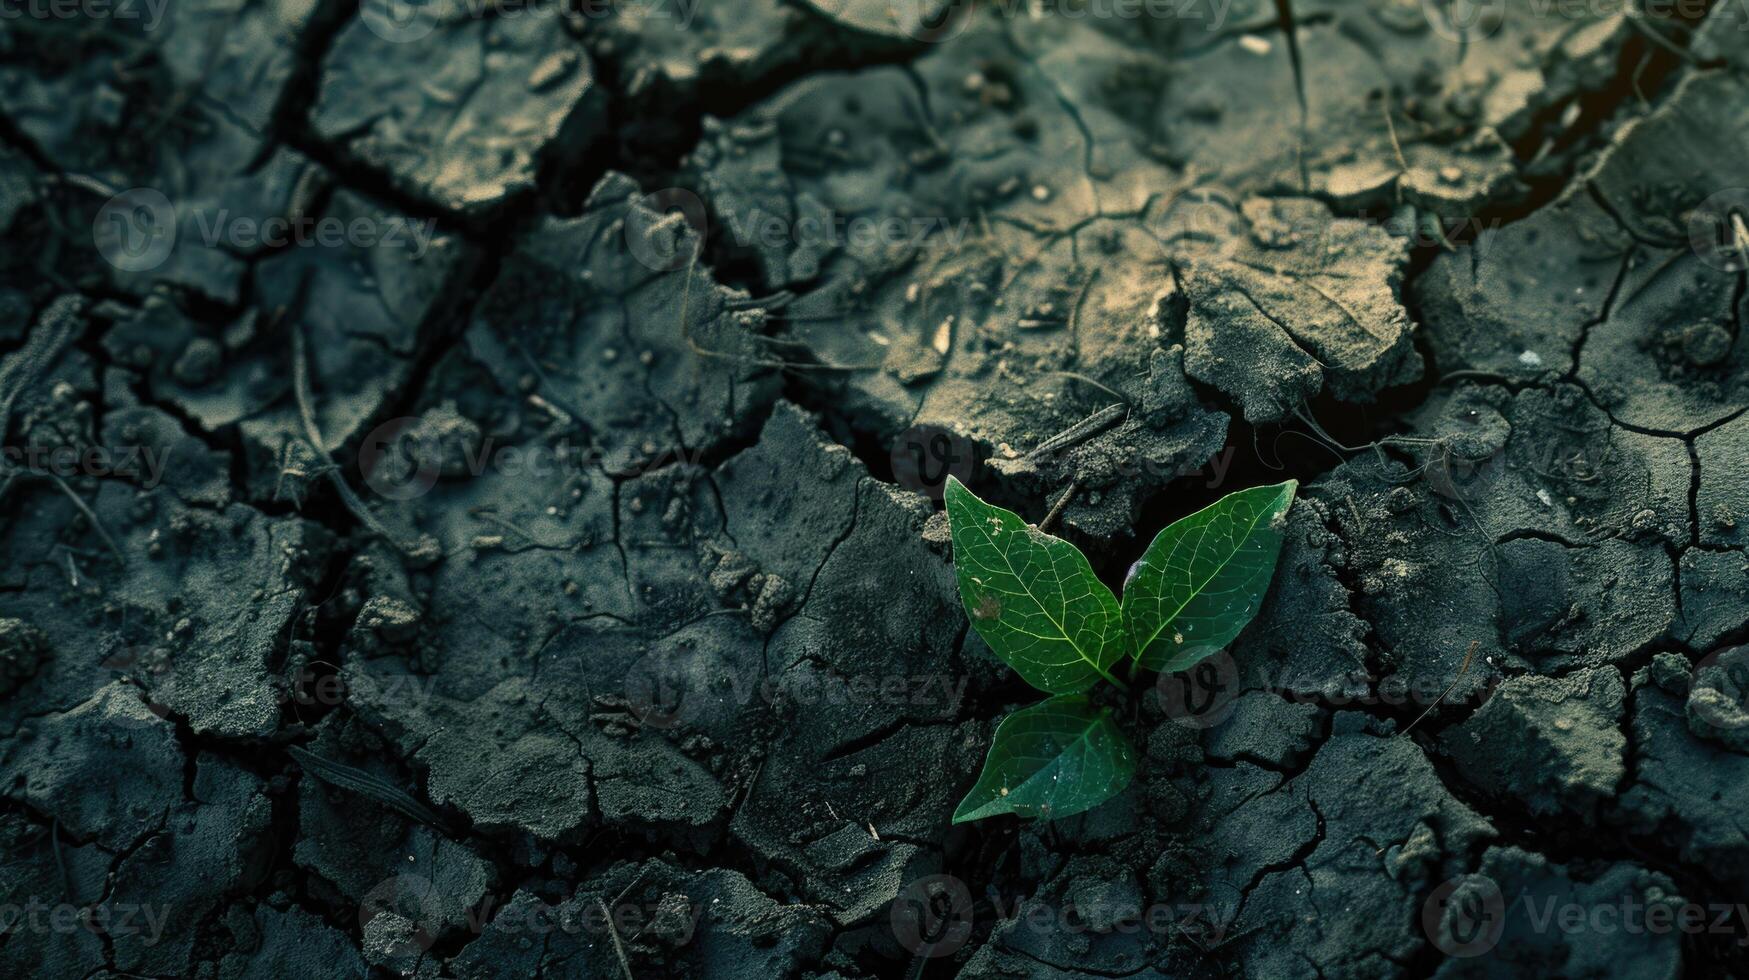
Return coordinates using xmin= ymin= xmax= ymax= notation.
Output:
xmin=2 ymin=1 xmax=1747 ymax=977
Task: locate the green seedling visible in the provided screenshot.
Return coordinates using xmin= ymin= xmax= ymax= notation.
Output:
xmin=945 ymin=476 xmax=1297 ymax=823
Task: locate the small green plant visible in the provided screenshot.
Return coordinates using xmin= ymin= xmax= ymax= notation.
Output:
xmin=945 ymin=476 xmax=1297 ymax=823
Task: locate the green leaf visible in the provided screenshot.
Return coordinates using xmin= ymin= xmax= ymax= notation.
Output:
xmin=1123 ymin=481 xmax=1297 ymax=673
xmin=953 ymin=695 xmax=1136 ymax=823
xmin=945 ymin=477 xmax=1125 ymax=694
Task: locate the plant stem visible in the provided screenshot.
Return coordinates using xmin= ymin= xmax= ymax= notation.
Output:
xmin=1097 ymin=664 xmax=1130 ymax=693
xmin=1039 ymin=479 xmax=1080 ymax=532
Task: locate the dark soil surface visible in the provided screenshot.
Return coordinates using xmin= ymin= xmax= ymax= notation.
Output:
xmin=2 ymin=1 xmax=1747 ymax=977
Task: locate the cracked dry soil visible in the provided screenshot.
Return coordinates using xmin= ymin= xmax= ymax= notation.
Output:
xmin=2 ymin=0 xmax=1748 ymax=977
